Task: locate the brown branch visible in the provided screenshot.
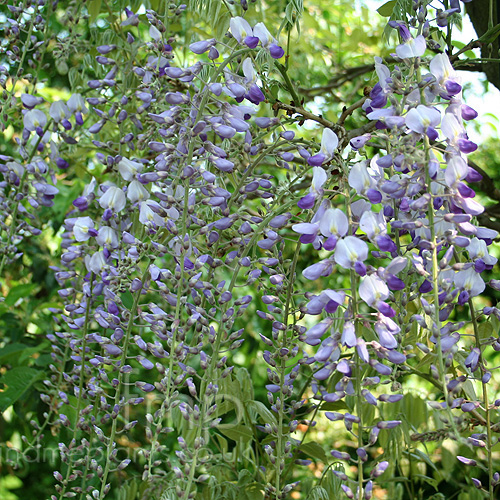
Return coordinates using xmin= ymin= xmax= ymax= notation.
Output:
xmin=272 ymin=100 xmax=336 ymax=129
xmin=338 ymin=97 xmax=368 ymax=126
xmin=298 ymin=63 xmax=379 ymax=98
xmin=272 ymin=100 xmax=348 ymax=146
xmin=345 ymin=121 xmax=377 ymax=144
xmin=449 ymin=40 xmax=483 ymax=62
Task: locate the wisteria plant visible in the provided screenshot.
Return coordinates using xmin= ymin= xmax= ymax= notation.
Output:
xmin=1 ymin=0 xmax=500 ymax=499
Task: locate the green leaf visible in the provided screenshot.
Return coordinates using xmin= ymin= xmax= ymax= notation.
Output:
xmin=117 ymin=480 xmax=138 ymax=500
xmin=19 ymin=343 xmax=47 ymax=364
xmin=285 ymin=0 xmax=304 ymax=34
xmin=246 ymin=400 xmax=276 ymax=425
xmin=244 ymin=484 xmax=264 ymax=500
xmin=377 ymin=1 xmax=397 ymax=17
xmin=478 ymin=321 xmax=493 ymax=339
xmin=0 ymin=367 xmax=43 ymax=411
xmin=306 ymin=487 xmax=330 ymax=500
xmin=412 ymin=474 xmax=439 ymax=490
xmin=478 ymin=23 xmax=500 ymax=44
xmin=409 ymin=449 xmax=439 ymax=473
xmin=0 ymin=475 xmax=23 ymax=500
xmin=323 ymin=467 xmax=343 ymax=497
xmin=5 ymin=283 xmax=38 ymax=306
xmin=215 ymin=433 xmax=228 ymax=455
xmin=88 ymin=0 xmax=102 ymax=23
xmin=121 ymin=290 xmax=134 ymax=310
xmin=218 ymin=423 xmax=253 ymax=443
xmin=0 ymin=343 xmax=33 ymax=366
xmin=236 ymin=367 xmax=254 ymax=400
xmin=213 ymin=399 xmax=236 ymax=418
xmin=299 ymin=441 xmax=328 ymax=462
xmin=319 ymin=401 xmax=348 ymax=412
xmin=403 ymin=393 xmax=428 ymax=430
xmin=462 ymin=379 xmax=477 ymax=401
xmin=238 ymin=469 xmax=254 ymax=487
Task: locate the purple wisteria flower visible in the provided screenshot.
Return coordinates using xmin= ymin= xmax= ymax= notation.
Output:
xmin=307 ymin=128 xmax=339 ymax=166
xmin=298 ymin=166 xmax=327 ymax=209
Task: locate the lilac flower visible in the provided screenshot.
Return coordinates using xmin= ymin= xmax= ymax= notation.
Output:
xmin=96 ymin=44 xmax=117 ymax=54
xmin=359 ymin=211 xmax=392 ymax=251
xmin=292 ymin=201 xmax=327 ymax=245
xmin=334 ymin=236 xmax=369 ymax=271
xmin=127 ymin=180 xmax=150 ymax=203
xmin=292 ymin=222 xmax=319 ymax=243
xmin=96 ymin=226 xmax=119 ymax=248
xmin=85 ymin=251 xmax=107 ymax=273
xmin=139 ymin=201 xmax=164 ymax=227
xmin=359 ymin=274 xmax=389 ymax=307
xmin=444 ymin=155 xmax=468 ymax=189
xmin=269 ymin=213 xmax=291 ymax=229
xmin=23 ymin=109 xmax=47 ymax=133
xmin=121 ymin=7 xmax=139 ymax=26
xmin=461 ymin=104 xmax=478 ymax=121
xmin=371 ymin=460 xmax=389 ymax=478
xmin=73 ymin=217 xmax=97 ymax=242
xmin=303 ymin=258 xmax=334 ymax=280
xmin=118 ymin=157 xmax=143 ymax=181
xmin=350 ymin=133 xmax=371 ymax=150
xmin=348 ymin=161 xmax=374 ymax=195
xmin=253 ymin=22 xmax=285 ymax=58
xmin=442 ymin=113 xmax=477 ymax=153
xmin=315 ymin=338 xmax=337 ymax=362
xmin=467 ymin=237 xmax=497 ymax=267
xmin=149 ymin=25 xmax=162 ymax=41
xmin=341 ymin=322 xmax=357 ymax=347
xmin=395 ymin=35 xmax=426 ymax=59
xmin=429 ymin=53 xmax=461 ymax=96
xmin=230 ymin=17 xmax=259 ymax=48
xmin=369 ymin=57 xmax=391 ymax=109
xmin=255 ymin=116 xmax=279 ymax=128
xmin=362 ymin=389 xmax=378 ymax=405
xmin=189 ymin=38 xmax=216 ymax=54
xmin=318 ymin=208 xmax=348 ymax=248
xmin=304 ymin=318 xmax=334 ymax=344
xmin=405 ymin=105 xmax=440 ymax=137
xmin=454 ymin=267 xmax=485 ymax=301
xmin=242 ymin=58 xmax=266 ymax=104
xmin=464 ymin=348 xmax=480 ymax=372
xmin=21 ymin=93 xmax=44 ymax=108
xmin=374 ymin=315 xmax=400 ymax=347
xmin=308 ymin=128 xmax=339 ymax=166
xmin=298 ymin=167 xmax=327 ymax=209
xmin=99 ymin=185 xmax=126 ymax=212
xmin=378 ymin=394 xmax=403 ymax=403
xmin=331 ymin=450 xmax=351 ymax=461
xmin=341 ymin=485 xmax=354 ymax=499
xmin=50 ymin=101 xmax=71 ymax=129
xmin=457 ymin=456 xmax=477 ymax=466
xmin=305 ymin=289 xmax=345 ymax=315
